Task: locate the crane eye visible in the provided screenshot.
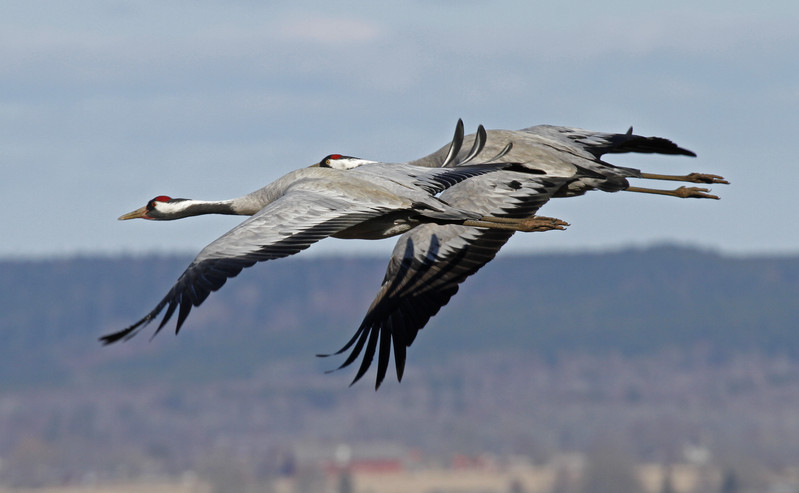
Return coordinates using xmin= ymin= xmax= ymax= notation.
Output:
xmin=320 ymin=154 xmax=343 ymax=167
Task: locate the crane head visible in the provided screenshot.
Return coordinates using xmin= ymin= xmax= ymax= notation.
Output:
xmin=118 ymin=195 xmax=173 ymax=220
xmin=316 ymin=154 xmax=377 ymax=170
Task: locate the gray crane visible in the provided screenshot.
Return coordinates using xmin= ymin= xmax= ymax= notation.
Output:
xmin=100 ymin=157 xmax=564 ymax=345
xmin=409 ymin=120 xmax=727 ymax=196
xmin=322 ymin=121 xmax=728 ymax=388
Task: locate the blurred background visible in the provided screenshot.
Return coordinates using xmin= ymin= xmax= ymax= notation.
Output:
xmin=1 ymin=1 xmax=798 ymax=492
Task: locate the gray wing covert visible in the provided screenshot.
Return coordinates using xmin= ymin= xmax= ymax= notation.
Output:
xmin=351 ymin=161 xmax=513 ymax=196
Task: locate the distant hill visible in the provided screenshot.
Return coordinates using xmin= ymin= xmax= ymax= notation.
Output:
xmin=1 ymin=246 xmax=797 ymax=389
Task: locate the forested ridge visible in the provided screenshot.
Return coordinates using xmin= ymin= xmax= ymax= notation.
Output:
xmin=1 ymin=245 xmax=797 ymax=388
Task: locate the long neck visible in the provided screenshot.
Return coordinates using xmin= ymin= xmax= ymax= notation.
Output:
xmin=152 ymin=198 xmax=259 ymax=219
xmin=151 ymin=168 xmax=318 ymax=220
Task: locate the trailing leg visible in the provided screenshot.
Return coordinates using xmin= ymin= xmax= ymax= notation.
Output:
xmin=640 ymin=172 xmax=729 ymax=184
xmin=463 ymin=215 xmax=569 ymax=232
xmin=626 ymin=185 xmax=720 ymax=200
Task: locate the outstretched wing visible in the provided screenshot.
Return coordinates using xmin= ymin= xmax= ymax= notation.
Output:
xmin=324 ymin=171 xmax=563 ymax=388
xmin=100 ymin=190 xmax=393 ymax=344
xmin=327 ymin=225 xmax=513 ymax=389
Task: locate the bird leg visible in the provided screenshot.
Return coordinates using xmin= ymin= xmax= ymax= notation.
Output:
xmin=463 ymin=215 xmax=569 ymax=232
xmin=626 ymin=185 xmax=720 ymax=200
xmin=639 ymin=172 xmax=729 ymax=185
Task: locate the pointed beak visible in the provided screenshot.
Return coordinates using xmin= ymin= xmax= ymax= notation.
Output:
xmin=118 ymin=206 xmax=149 ymax=220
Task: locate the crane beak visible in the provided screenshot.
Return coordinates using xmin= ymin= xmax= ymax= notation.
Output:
xmin=118 ymin=206 xmax=149 ymax=220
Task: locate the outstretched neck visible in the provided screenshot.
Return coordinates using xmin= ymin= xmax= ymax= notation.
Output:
xmin=151 ymin=198 xmax=253 ymax=220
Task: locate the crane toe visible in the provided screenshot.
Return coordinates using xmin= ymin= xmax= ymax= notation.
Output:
xmin=686 ymin=173 xmax=730 ymax=185
xmin=518 ymin=215 xmax=569 ymax=232
xmin=675 ymin=186 xmax=720 ymax=200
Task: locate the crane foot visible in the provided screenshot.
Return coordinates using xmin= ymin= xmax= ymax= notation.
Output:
xmin=517 ymin=215 xmax=569 ymax=232
xmin=684 ymin=173 xmax=729 ymax=184
xmin=673 ymin=186 xmax=720 ymax=199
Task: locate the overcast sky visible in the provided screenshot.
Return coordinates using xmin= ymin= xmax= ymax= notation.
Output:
xmin=2 ymin=1 xmax=797 ymax=258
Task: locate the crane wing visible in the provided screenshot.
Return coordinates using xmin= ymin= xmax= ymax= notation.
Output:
xmin=100 ymin=190 xmax=394 ymax=344
xmin=324 ymin=172 xmax=563 ymax=388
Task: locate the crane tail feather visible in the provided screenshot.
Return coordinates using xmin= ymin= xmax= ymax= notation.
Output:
xmin=440 ymin=119 xmax=464 ymax=167
xmin=460 ymin=124 xmax=487 ymax=164
xmin=484 ymin=141 xmax=513 ymax=162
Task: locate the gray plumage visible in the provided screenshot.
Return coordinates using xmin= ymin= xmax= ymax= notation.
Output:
xmin=100 ymin=160 xmax=531 ymax=345
xmin=408 ymin=122 xmax=697 ymax=194
xmin=103 ymin=119 xmax=725 ymax=391
xmin=326 ymin=120 xmax=725 ymax=389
